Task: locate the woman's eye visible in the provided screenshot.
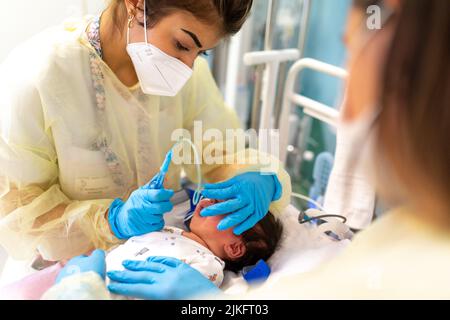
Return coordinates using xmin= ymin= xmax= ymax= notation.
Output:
xmin=176 ymin=41 xmax=189 ymax=52
xmin=200 ymin=51 xmax=210 ymax=57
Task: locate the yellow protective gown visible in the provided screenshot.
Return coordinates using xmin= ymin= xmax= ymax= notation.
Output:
xmin=0 ymin=17 xmax=291 ymax=262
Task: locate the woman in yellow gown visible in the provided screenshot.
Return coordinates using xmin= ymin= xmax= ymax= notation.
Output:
xmin=0 ymin=0 xmax=291 ymax=276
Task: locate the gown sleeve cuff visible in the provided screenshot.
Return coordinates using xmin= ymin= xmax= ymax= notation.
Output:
xmin=108 ymin=199 xmax=127 ymax=240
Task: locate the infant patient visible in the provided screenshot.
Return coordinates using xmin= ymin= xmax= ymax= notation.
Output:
xmin=106 ymin=198 xmax=283 ymax=287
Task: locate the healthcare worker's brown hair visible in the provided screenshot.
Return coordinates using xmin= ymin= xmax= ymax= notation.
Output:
xmin=356 ymin=0 xmax=450 ymax=212
xmin=112 ymin=0 xmax=253 ymax=36
xmin=379 ymin=0 xmax=450 ymax=212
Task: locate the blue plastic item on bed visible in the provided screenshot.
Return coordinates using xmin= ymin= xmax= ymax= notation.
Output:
xmin=242 ymin=260 xmax=271 ymax=284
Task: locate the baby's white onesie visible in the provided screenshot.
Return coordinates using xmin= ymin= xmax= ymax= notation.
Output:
xmin=106 ymin=227 xmax=225 ymax=287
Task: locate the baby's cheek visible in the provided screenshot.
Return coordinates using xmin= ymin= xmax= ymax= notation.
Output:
xmin=206 ymin=215 xmax=226 ymax=228
xmin=214 ymin=221 xmax=238 ymax=238
xmin=204 ymin=217 xmax=228 ymax=238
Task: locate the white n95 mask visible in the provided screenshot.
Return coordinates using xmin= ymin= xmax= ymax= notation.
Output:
xmin=126 ymin=1 xmax=193 ymax=97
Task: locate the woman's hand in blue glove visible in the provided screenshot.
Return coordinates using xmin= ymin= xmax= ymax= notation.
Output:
xmin=108 ymin=186 xmax=174 ymax=240
xmin=200 ymin=172 xmax=282 ymax=235
xmin=107 ymin=257 xmax=220 ymax=300
xmin=56 ymin=249 xmax=106 ymax=284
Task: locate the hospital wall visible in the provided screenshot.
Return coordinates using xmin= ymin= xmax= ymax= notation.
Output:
xmin=0 ymin=0 xmax=105 ymax=63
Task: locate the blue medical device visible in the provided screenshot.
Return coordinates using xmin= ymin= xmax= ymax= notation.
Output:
xmin=147 ymin=150 xmax=173 ymax=189
xmin=242 ymin=260 xmax=271 ymax=284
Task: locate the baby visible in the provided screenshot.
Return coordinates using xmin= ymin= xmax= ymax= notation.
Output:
xmin=106 ymin=198 xmax=283 ymax=288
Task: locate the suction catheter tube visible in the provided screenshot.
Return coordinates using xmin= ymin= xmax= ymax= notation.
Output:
xmin=292 ymin=192 xmax=347 ymax=224
xmin=172 ymin=138 xmax=203 ymax=205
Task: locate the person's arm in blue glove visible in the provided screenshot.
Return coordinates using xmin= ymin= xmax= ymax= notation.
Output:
xmin=42 ymin=250 xmax=111 ymax=300
xmin=108 ymin=183 xmax=174 ymax=240
xmin=107 ymin=256 xmax=221 ymax=300
xmin=200 ymin=172 xmax=283 ymax=235
xmin=56 ymin=249 xmax=107 ymax=283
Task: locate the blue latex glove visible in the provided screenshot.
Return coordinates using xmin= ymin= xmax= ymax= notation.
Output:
xmin=56 ymin=250 xmax=106 ymax=284
xmin=108 ymin=185 xmax=174 ymax=239
xmin=107 ymin=257 xmax=220 ymax=300
xmin=201 ymin=172 xmax=282 ymax=235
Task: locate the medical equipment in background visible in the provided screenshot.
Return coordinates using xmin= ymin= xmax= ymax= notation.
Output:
xmin=209 ymin=0 xmax=311 ymax=129
xmin=250 ymin=0 xmax=311 ymax=132
xmin=237 ymin=2 xmax=310 ymax=156
xmin=244 ymin=49 xmax=300 ymax=154
xmin=279 ymin=58 xmax=348 ymax=163
xmin=245 ymin=51 xmax=302 ymax=133
xmin=291 ymin=192 xmax=348 ymax=225
xmin=278 ymin=58 xmax=377 ymax=230
xmin=244 ymin=54 xmax=353 ymax=238
xmin=234 ymin=2 xmax=353 ymax=236
xmin=308 ymin=152 xmax=335 ymax=208
xmin=276 ymin=58 xmax=361 ymax=235
xmin=219 ymin=1 xmax=351 ymax=222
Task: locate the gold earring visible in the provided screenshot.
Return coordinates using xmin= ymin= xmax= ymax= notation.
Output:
xmin=128 ymin=14 xmax=135 ymax=28
xmin=128 ymin=7 xmax=137 ymax=28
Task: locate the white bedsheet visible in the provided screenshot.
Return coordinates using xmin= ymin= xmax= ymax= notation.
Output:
xmin=221 ymin=205 xmax=351 ymax=294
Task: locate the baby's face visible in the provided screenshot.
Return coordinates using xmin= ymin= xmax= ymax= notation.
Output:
xmin=189 ymin=199 xmax=245 ymax=260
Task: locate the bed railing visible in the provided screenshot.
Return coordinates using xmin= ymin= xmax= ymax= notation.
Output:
xmin=279 ymin=58 xmax=348 ymax=163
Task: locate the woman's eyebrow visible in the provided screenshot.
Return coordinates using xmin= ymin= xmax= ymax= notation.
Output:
xmin=181 ymin=29 xmax=203 ymax=48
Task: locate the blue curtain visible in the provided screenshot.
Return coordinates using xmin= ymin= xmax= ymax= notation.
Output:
xmin=300 ymin=0 xmax=351 ymax=152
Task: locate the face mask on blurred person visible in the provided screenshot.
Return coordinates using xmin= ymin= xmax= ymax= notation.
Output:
xmin=323 ymin=106 xmax=380 ymax=230
xmin=323 ymin=5 xmax=395 ymax=230
xmin=339 ymin=108 xmax=380 ymax=182
xmin=126 ymin=1 xmax=193 ymax=96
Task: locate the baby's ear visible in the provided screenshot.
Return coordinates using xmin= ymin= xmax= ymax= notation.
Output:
xmin=224 ymin=241 xmax=246 ymax=259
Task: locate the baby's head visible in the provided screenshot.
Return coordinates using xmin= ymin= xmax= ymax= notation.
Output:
xmin=189 ymin=199 xmax=283 ymax=273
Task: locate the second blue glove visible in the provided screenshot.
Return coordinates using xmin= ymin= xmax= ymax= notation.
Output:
xmin=200 ymin=172 xmax=282 ymax=235
xmin=56 ymin=250 xmax=106 ymax=284
xmin=108 ymin=256 xmax=220 ymax=300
